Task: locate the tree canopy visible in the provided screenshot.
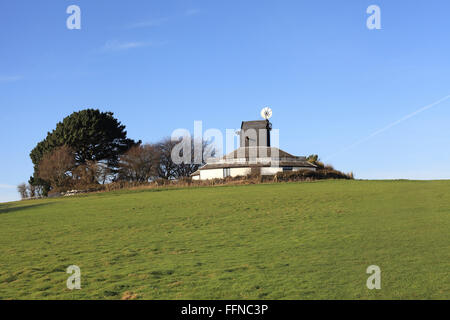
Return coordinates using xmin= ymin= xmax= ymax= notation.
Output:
xmin=29 ymin=109 xmax=140 ymax=190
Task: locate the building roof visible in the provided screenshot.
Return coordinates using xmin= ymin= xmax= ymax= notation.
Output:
xmin=197 ymin=160 xmax=315 ymax=170
xmin=191 ymin=146 xmax=316 ymax=174
xmin=221 ymin=146 xmax=298 ymax=160
xmin=241 ymin=120 xmax=270 ymax=130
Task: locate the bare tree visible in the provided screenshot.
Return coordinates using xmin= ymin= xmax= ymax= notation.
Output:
xmin=17 ymin=183 xmax=29 ymax=200
xmin=156 ymin=138 xmax=181 ymax=180
xmin=72 ymin=160 xmax=101 ymax=187
xmin=118 ymin=144 xmax=160 ymax=182
xmin=156 ymin=137 xmax=214 ymax=180
xmin=96 ymin=161 xmax=113 ymax=184
xmin=32 ymin=183 xmax=44 ymax=198
xmin=38 ymin=145 xmax=75 ymax=191
xmin=27 ymin=184 xmax=36 ymax=198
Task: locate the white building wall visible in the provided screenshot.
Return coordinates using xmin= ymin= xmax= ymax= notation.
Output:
xmin=261 ymin=167 xmax=316 ymax=175
xmin=293 ymin=167 xmax=316 ymax=172
xmin=261 ymin=167 xmax=283 ymax=175
xmin=230 ymin=167 xmax=251 ymax=177
xmin=198 ymin=166 xmax=316 ymax=180
xmin=199 ymin=168 xmax=224 ymax=180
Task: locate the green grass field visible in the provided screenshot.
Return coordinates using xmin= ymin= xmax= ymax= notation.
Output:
xmin=0 ymin=180 xmax=449 ymax=300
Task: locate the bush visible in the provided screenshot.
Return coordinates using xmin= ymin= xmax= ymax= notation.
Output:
xmin=17 ymin=183 xmax=28 ymax=200
xmin=57 ymin=167 xmax=354 ymax=197
xmin=275 ymin=168 xmax=353 ymax=182
xmin=38 ymin=145 xmax=75 ymax=191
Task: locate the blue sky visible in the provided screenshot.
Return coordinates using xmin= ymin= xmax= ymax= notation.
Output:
xmin=1 ymin=0 xmax=450 ymax=202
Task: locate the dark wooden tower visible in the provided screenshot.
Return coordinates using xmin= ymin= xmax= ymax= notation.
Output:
xmin=240 ymin=120 xmax=272 ymax=148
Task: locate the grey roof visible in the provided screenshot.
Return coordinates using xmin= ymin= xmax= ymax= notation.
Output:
xmin=222 ymin=146 xmax=298 ymax=160
xmin=191 ymin=146 xmax=316 ymax=174
xmin=241 ymin=120 xmax=270 ymax=130
xmin=198 ymin=161 xmax=315 ymax=170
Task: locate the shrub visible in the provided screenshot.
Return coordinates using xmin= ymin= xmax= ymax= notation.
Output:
xmin=38 ymin=145 xmax=75 ymax=191
xmin=17 ymin=183 xmax=29 ymax=200
xmin=275 ymin=168 xmax=353 ymax=182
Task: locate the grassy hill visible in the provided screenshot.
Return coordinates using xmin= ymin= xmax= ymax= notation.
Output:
xmin=0 ymin=180 xmax=449 ymax=300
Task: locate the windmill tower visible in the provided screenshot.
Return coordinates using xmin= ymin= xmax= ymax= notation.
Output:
xmin=190 ymin=106 xmax=317 ymax=181
xmin=240 ymin=107 xmax=273 ymax=148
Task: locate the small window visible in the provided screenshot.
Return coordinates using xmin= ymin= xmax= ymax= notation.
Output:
xmin=283 ymin=167 xmax=293 ymax=172
xmin=224 ymin=168 xmax=231 ymax=177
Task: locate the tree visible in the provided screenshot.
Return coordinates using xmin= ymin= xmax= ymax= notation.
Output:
xmin=118 ymin=144 xmax=160 ymax=182
xmin=28 ymin=176 xmax=50 ymax=197
xmin=38 ymin=145 xmax=75 ymax=191
xmin=72 ymin=160 xmax=102 ymax=187
xmin=156 ymin=137 xmax=214 ymax=180
xmin=156 ymin=138 xmax=181 ymax=180
xmin=27 ymin=184 xmax=36 ymax=198
xmin=306 ymin=154 xmax=324 ymax=168
xmin=96 ymin=162 xmax=113 ymax=185
xmin=30 ymin=109 xmax=140 ymax=191
xmin=17 ymin=183 xmax=28 ymax=200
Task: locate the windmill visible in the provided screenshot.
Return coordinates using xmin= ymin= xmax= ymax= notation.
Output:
xmin=261 ymin=107 xmax=273 ymax=132
xmin=260 ymin=107 xmax=273 ymax=120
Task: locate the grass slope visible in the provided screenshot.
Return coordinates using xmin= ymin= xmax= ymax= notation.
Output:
xmin=0 ymin=180 xmax=449 ymax=300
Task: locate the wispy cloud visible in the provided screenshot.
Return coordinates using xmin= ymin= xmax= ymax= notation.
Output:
xmin=0 ymin=184 xmax=16 ymax=189
xmin=0 ymin=75 xmax=22 ymax=83
xmin=126 ymin=17 xmax=168 ymax=29
xmin=324 ymin=94 xmax=450 ymax=161
xmin=126 ymin=9 xmax=200 ymax=29
xmin=185 ymin=9 xmax=201 ymax=16
xmin=101 ymin=40 xmax=153 ymax=52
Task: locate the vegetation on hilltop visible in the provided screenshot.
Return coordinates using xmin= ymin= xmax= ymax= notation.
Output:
xmin=22 ymin=110 xmax=212 ymax=199
xmin=19 ymin=110 xmax=350 ymax=199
